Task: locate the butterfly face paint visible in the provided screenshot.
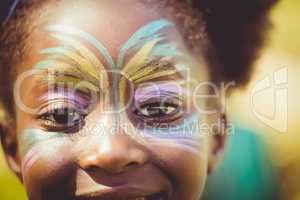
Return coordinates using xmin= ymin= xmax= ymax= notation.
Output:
xmin=19 ymin=18 xmax=204 ymax=181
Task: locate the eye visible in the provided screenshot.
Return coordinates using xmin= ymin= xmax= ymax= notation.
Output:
xmin=41 ymin=108 xmax=81 ymax=124
xmin=132 ymin=101 xmax=184 ymax=129
xmin=38 ymin=106 xmax=86 ymax=132
xmin=134 ymin=100 xmax=183 ymax=121
xmin=137 ymin=103 xmax=178 ymax=118
xmin=131 ymin=92 xmax=186 ymax=128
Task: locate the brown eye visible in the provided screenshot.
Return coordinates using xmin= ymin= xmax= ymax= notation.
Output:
xmin=42 ymin=108 xmax=81 ymax=124
xmin=132 ymin=101 xmax=184 ymax=129
xmin=137 ymin=104 xmax=178 ymax=118
xmin=39 ymin=107 xmax=85 ymax=132
xmin=135 ymin=101 xmax=181 ymax=120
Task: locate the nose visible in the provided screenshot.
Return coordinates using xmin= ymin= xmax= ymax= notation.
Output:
xmin=78 ymin=131 xmax=148 ymax=174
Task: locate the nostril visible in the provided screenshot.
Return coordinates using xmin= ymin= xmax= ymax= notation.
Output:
xmin=85 ymin=162 xmax=140 ymax=174
xmin=126 ymin=161 xmax=140 ymax=168
xmin=81 ymin=159 xmax=142 ymax=174
xmin=86 ymin=165 xmax=99 ymax=173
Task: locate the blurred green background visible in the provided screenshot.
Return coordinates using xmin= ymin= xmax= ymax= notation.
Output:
xmin=0 ymin=0 xmax=299 ymax=199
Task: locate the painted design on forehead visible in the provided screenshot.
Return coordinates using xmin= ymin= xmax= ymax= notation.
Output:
xmin=34 ymin=25 xmax=111 ymax=92
xmin=117 ymin=19 xmax=181 ymax=67
xmin=32 ymin=19 xmax=184 ymax=110
xmin=117 ymin=19 xmax=183 ymax=107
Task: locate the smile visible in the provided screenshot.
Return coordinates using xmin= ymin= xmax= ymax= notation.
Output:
xmin=129 ymin=192 xmax=168 ymax=200
xmin=77 ymin=193 xmax=169 ymax=200
xmin=75 ymin=190 xmax=169 ymax=200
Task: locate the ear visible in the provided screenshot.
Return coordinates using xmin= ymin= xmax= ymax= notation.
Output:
xmin=207 ymin=113 xmax=228 ymax=174
xmin=0 ymin=119 xmax=22 ymax=179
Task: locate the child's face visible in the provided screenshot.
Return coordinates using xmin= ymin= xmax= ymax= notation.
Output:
xmin=4 ymin=1 xmax=225 ymax=200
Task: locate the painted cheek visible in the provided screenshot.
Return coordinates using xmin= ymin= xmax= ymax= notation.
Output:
xmin=19 ymin=129 xmax=75 ymax=186
xmin=19 ymin=128 xmax=67 ymax=158
xmin=140 ymin=117 xmax=208 ymax=200
xmin=23 ymin=144 xmax=77 ymax=200
xmin=138 ymin=114 xmax=204 ymax=156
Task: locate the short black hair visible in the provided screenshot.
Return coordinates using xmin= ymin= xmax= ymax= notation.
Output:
xmin=199 ymin=0 xmax=278 ymax=85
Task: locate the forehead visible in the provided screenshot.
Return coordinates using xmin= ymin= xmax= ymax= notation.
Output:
xmin=19 ymin=0 xmax=207 ymax=82
xmin=48 ymin=0 xmax=162 ymax=54
xmin=26 ymin=0 xmax=186 ymax=60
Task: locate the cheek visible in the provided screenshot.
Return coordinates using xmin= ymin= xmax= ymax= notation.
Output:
xmin=139 ymin=114 xmax=209 ymax=198
xmin=19 ymin=132 xmax=77 ymax=199
xmin=149 ymin=140 xmax=209 ymax=200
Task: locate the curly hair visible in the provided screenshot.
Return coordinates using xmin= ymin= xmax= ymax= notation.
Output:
xmin=0 ymin=0 xmax=278 ymax=118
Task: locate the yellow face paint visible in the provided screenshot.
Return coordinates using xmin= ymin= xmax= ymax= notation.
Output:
xmin=34 ymin=19 xmax=183 ymax=106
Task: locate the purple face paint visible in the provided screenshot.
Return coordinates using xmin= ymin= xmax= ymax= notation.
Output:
xmin=135 ymin=82 xmax=190 ymax=101
xmin=38 ymin=88 xmax=91 ymax=111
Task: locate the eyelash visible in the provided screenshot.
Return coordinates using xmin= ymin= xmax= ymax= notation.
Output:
xmin=133 ymin=97 xmax=185 ymax=127
xmin=37 ymin=101 xmax=87 ymax=133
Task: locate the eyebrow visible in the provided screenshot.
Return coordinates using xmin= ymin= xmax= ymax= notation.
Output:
xmin=33 ymin=27 xmax=107 ymax=96
xmin=120 ymin=39 xmax=179 ymax=80
xmin=33 ymin=31 xmax=109 ymax=93
xmin=37 ymin=66 xmax=100 ymax=93
xmin=127 ymin=59 xmax=179 ymax=84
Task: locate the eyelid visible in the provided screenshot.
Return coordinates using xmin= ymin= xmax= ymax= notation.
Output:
xmin=39 ymin=89 xmax=90 ymax=104
xmin=134 ymin=90 xmax=184 ymax=101
xmin=133 ymin=95 xmax=184 ymax=117
xmin=37 ymin=98 xmax=86 ymax=117
xmin=38 ymin=89 xmax=91 ymax=109
xmin=134 ymin=90 xmax=184 ymax=107
xmin=137 ymin=101 xmax=181 ymax=114
xmin=134 ymin=83 xmax=189 ymax=100
xmin=135 ymin=96 xmax=183 ymax=108
xmin=36 ymin=97 xmax=88 ymax=129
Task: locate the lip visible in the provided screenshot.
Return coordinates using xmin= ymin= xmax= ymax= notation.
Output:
xmin=74 ymin=165 xmax=172 ymax=200
xmin=75 ymin=186 xmax=170 ymax=200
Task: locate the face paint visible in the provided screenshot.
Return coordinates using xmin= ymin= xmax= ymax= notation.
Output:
xmin=114 ymin=20 xmax=200 ymax=154
xmin=21 ymin=18 xmax=202 ymax=171
xmin=131 ymin=81 xmax=203 ymax=155
xmin=34 ymin=35 xmax=108 ymax=92
xmin=117 ymin=19 xmax=180 ymax=67
xmin=47 ymin=24 xmax=115 ymax=69
xmin=41 ymin=19 xmax=182 ymax=107
xmin=20 ymin=129 xmax=66 ymax=156
xmin=19 ymin=128 xmax=68 ymax=178
xmin=118 ymin=19 xmax=182 ymax=105
xmin=19 ymin=87 xmax=91 ymax=175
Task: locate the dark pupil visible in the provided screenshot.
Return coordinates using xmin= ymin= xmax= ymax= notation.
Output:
xmin=53 ymin=108 xmax=76 ymax=124
xmin=147 ymin=106 xmax=169 ymax=117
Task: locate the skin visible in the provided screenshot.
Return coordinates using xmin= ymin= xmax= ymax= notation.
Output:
xmin=1 ymin=1 xmax=227 ymax=200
